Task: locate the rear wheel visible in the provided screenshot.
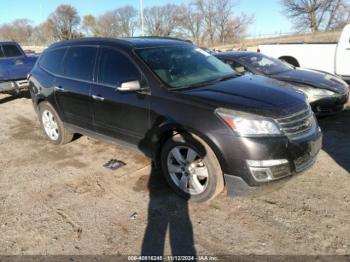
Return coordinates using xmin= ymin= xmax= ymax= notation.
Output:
xmin=38 ymin=102 xmax=74 ymax=145
xmin=161 ymin=134 xmax=224 ymax=202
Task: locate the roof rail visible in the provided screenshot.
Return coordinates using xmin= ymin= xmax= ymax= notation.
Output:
xmin=132 ymin=36 xmax=193 ymax=44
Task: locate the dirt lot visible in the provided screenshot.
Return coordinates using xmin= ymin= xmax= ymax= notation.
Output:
xmin=0 ymin=92 xmax=350 ymax=257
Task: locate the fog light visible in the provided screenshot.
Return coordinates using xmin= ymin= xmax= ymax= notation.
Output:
xmin=247 ymin=159 xmax=291 ymax=182
xmin=249 ymin=168 xmax=272 ymax=182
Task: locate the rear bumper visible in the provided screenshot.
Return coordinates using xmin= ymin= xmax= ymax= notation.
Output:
xmin=0 ymin=79 xmax=29 ymax=93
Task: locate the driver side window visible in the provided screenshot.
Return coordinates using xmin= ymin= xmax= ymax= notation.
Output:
xmin=98 ymin=48 xmax=144 ymax=87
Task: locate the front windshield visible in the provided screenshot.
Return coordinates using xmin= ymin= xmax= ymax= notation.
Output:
xmin=238 ymin=53 xmax=292 ymax=75
xmin=136 ymin=45 xmax=234 ymax=89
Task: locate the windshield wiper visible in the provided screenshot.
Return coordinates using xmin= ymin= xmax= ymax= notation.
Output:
xmin=174 ymin=73 xmax=237 ymax=90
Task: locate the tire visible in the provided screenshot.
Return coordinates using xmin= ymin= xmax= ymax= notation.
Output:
xmin=161 ymin=133 xmax=224 ymax=202
xmin=38 ymin=101 xmax=74 ymax=145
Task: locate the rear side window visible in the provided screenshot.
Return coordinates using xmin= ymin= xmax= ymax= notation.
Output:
xmin=0 ymin=47 xmax=4 ymax=58
xmin=98 ymin=48 xmax=141 ymax=86
xmin=2 ymin=44 xmax=23 ymax=57
xmin=39 ymin=48 xmax=67 ymax=74
xmin=63 ymin=46 xmax=97 ymax=81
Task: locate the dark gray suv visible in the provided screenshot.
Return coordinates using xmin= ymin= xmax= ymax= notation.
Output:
xmin=28 ymin=37 xmax=322 ymax=202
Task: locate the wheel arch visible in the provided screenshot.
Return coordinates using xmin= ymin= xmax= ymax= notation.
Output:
xmin=279 ymin=56 xmax=300 ymax=67
xmin=151 ymin=121 xmax=228 ymax=176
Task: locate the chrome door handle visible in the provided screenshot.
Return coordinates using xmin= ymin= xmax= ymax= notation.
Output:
xmin=92 ymin=95 xmax=105 ymax=101
xmin=54 ymin=86 xmax=65 ymax=91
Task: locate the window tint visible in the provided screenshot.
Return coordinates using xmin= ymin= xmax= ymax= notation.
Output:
xmin=98 ymin=48 xmax=141 ymax=86
xmin=0 ymin=47 xmax=4 ymax=58
xmin=39 ymin=48 xmax=67 ymax=74
xmin=2 ymin=44 xmax=22 ymax=57
xmin=64 ymin=47 xmax=97 ymax=81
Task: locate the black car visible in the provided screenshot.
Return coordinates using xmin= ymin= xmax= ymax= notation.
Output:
xmin=215 ymin=51 xmax=349 ymax=116
xmin=28 ymin=38 xmax=322 ymax=202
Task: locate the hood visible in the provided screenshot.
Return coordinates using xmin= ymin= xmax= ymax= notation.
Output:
xmin=271 ymin=68 xmax=348 ymax=94
xmin=180 ymin=75 xmax=308 ymax=119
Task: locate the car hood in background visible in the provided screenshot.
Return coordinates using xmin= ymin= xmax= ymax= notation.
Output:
xmin=181 ymin=75 xmax=307 ymax=118
xmin=271 ymin=68 xmax=348 ymax=94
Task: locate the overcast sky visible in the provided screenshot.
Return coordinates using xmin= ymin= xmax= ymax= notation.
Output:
xmin=0 ymin=0 xmax=293 ymax=37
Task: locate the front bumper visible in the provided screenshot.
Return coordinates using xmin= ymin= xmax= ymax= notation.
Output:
xmin=219 ymin=128 xmax=323 ymax=196
xmin=311 ymin=90 xmax=349 ymax=115
xmin=342 ymin=76 xmax=350 ymax=84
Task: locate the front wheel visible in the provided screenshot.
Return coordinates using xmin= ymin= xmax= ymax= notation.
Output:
xmin=161 ymin=134 xmax=224 ymax=202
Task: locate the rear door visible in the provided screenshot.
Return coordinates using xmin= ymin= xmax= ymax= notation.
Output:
xmin=54 ymin=46 xmax=98 ymax=130
xmin=91 ymin=47 xmax=150 ymax=145
xmin=335 ymin=24 xmax=350 ymax=77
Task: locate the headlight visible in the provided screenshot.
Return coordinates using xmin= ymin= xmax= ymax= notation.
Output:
xmin=216 ymin=108 xmax=281 ymax=136
xmin=294 ymin=85 xmax=335 ymax=102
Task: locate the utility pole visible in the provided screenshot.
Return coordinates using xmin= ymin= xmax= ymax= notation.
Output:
xmin=140 ymin=0 xmax=144 ymax=36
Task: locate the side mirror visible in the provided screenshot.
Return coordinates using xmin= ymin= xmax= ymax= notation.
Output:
xmin=117 ymin=80 xmax=141 ymax=92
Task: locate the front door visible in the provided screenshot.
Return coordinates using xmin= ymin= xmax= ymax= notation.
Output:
xmin=91 ymin=47 xmax=150 ymax=145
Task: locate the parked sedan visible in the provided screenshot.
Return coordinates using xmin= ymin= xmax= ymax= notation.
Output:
xmin=215 ymin=52 xmax=349 ymax=116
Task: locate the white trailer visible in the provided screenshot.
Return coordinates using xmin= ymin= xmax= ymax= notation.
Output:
xmin=259 ymin=24 xmax=350 ymax=83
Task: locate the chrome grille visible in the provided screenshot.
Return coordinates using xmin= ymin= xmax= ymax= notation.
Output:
xmin=277 ymin=107 xmax=316 ymax=140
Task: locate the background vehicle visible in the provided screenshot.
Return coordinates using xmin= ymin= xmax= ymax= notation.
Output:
xmin=28 ymin=38 xmax=322 ymax=202
xmin=0 ymin=41 xmax=38 ymax=94
xmin=258 ymin=24 xmax=350 ymax=83
xmin=215 ymin=52 xmax=349 ymax=116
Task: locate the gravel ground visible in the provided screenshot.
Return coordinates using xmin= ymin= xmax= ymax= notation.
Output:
xmin=0 ymin=92 xmax=349 ymax=258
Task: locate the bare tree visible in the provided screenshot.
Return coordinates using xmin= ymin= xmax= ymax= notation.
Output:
xmin=0 ymin=1 xmax=254 ymax=46
xmin=48 ymin=4 xmax=81 ymax=40
xmin=195 ymin=0 xmax=217 ymax=44
xmin=176 ymin=3 xmax=204 ymax=44
xmin=82 ymin=15 xmax=97 ymax=36
xmin=215 ymin=0 xmax=235 ymax=44
xmin=325 ymin=0 xmax=350 ymax=30
xmin=144 ymin=4 xmax=179 ymax=36
xmin=223 ymin=14 xmax=254 ymax=42
xmin=115 ymin=6 xmax=138 ymax=37
xmin=0 ymin=19 xmax=33 ymax=43
xmin=282 ymin=0 xmax=349 ymax=32
xmin=94 ymin=11 xmax=120 ymax=37
xmin=93 ymin=6 xmax=137 ymax=37
xmin=192 ymin=0 xmax=253 ymax=45
xmin=30 ymin=21 xmax=55 ymax=45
